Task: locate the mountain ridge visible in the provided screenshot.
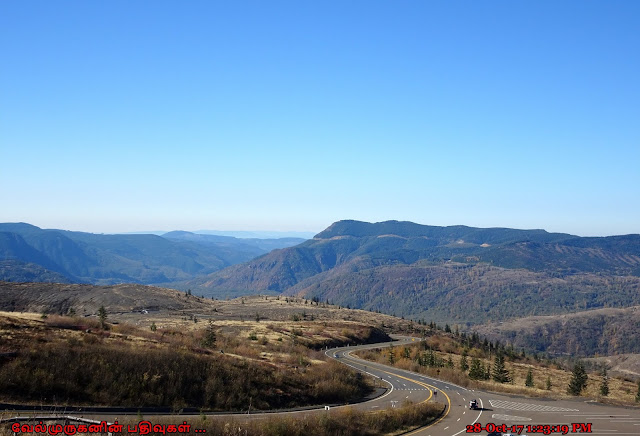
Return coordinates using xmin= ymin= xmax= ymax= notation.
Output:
xmin=184 ymin=220 xmax=640 ymax=322
xmin=0 ymin=223 xmax=307 ymax=285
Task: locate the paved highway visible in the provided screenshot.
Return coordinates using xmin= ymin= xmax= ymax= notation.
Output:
xmin=328 ymin=337 xmax=640 ymax=435
xmin=3 ymin=336 xmax=638 ymax=435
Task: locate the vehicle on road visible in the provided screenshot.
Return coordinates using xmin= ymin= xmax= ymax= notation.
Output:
xmin=470 ymin=399 xmax=479 ymax=410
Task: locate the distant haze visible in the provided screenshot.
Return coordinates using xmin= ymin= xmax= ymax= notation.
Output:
xmin=194 ymin=230 xmax=317 ymax=239
xmin=119 ymin=230 xmax=317 ymax=239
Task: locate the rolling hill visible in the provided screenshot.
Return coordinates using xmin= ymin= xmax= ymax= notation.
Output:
xmin=0 ymin=223 xmax=305 ymax=285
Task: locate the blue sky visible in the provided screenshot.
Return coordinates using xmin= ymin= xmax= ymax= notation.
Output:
xmin=1 ymin=1 xmax=638 ymax=236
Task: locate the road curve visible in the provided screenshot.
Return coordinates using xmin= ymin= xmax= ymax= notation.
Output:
xmin=329 ymin=336 xmax=640 ymax=436
xmin=2 ymin=336 xmax=638 ymax=435
xmin=326 ymin=336 xmax=475 ymax=435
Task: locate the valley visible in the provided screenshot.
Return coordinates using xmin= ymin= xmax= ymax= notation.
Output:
xmin=2 ymin=220 xmax=640 ymax=434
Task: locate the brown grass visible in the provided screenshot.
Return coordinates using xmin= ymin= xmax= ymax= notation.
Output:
xmin=356 ymin=343 xmax=640 ymax=406
xmin=94 ymin=401 xmax=443 ymax=436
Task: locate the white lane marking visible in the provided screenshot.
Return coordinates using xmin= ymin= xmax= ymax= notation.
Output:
xmin=330 ymin=356 xmax=395 ymax=401
xmin=456 ymin=391 xmax=460 ymax=395
xmin=343 ymin=349 xmax=468 ymax=391
xmin=492 ymin=413 xmax=532 ymax=422
xmin=457 ymin=418 xmax=460 ymax=421
xmin=490 ymin=399 xmax=578 ymax=412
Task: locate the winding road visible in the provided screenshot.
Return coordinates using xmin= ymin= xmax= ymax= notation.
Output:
xmin=327 ymin=336 xmax=640 ymax=435
xmin=2 ymin=336 xmax=639 ymax=435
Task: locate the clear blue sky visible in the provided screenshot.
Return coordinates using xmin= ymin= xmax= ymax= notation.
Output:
xmin=1 ymin=1 xmax=638 ymax=236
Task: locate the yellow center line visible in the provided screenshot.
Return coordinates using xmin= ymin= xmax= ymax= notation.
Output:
xmin=343 ymin=356 xmax=451 ymax=434
xmin=376 ymin=368 xmax=451 ymax=434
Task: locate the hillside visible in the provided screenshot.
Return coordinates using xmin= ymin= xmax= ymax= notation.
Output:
xmin=0 ymin=281 xmax=213 ymax=315
xmin=0 ymin=223 xmax=305 ymax=285
xmin=185 ymin=220 xmax=640 ymax=323
xmin=473 ymin=306 xmax=640 ymax=357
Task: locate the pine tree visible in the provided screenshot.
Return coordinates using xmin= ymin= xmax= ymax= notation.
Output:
xmin=599 ymin=367 xmax=609 ymax=397
xmin=388 ymin=347 xmax=396 ymax=365
xmin=525 ymin=368 xmax=534 ymax=387
xmin=446 ymin=355 xmax=454 ymax=368
xmin=403 ymin=347 xmax=411 ymax=359
xmin=546 ymin=376 xmax=552 ymax=390
xmin=492 ymin=353 xmax=511 ymax=383
xmin=459 ymin=350 xmax=469 ymax=371
xmin=635 ymin=380 xmax=640 ymax=403
xmin=201 ymin=320 xmax=217 ymax=348
xmin=484 ymin=363 xmax=491 ymax=380
xmin=468 ymin=358 xmax=485 ymax=380
xmin=426 ymin=349 xmax=436 ymax=367
xmin=98 ymin=306 xmax=107 ymax=329
xmin=567 ymin=362 xmax=588 ymax=395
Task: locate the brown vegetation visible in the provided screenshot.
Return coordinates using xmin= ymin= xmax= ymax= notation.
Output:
xmin=0 ymin=312 xmax=375 ymax=410
xmin=110 ymin=401 xmax=443 ymax=436
xmin=355 ymin=330 xmax=640 ymax=406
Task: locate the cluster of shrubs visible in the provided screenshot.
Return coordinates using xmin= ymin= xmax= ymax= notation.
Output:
xmin=0 ymin=341 xmax=371 ymax=410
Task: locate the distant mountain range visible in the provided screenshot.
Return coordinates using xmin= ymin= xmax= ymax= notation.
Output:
xmin=0 ymin=223 xmax=306 ymax=285
xmin=122 ymin=230 xmax=317 ymax=239
xmin=185 ymin=220 xmax=640 ymax=323
xmin=194 ymin=230 xmax=317 ymax=239
xmin=3 ymin=219 xmax=640 ymax=357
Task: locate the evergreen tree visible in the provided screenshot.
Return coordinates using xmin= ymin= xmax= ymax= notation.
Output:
xmin=599 ymin=367 xmax=609 ymax=397
xmin=444 ymin=324 xmax=451 ymax=333
xmin=546 ymin=376 xmax=552 ymax=390
xmin=403 ymin=347 xmax=411 ymax=359
xmin=201 ymin=321 xmax=217 ymax=348
xmin=98 ymin=306 xmax=107 ymax=329
xmin=492 ymin=353 xmax=511 ymax=383
xmin=446 ymin=355 xmax=454 ymax=368
xmin=388 ymin=347 xmax=396 ymax=365
xmin=468 ymin=358 xmax=485 ymax=380
xmin=525 ymin=368 xmax=534 ymax=387
xmin=459 ymin=350 xmax=469 ymax=371
xmin=567 ymin=362 xmax=588 ymax=395
xmin=484 ymin=363 xmax=491 ymax=380
xmin=426 ymin=349 xmax=437 ymax=367
xmin=635 ymin=380 xmax=640 ymax=403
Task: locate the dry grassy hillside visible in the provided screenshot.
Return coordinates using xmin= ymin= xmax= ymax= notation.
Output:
xmin=473 ymin=306 xmax=640 ymax=358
